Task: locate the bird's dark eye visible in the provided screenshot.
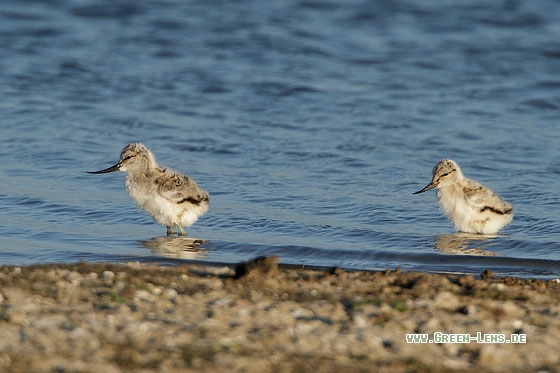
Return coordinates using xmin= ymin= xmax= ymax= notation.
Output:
xmin=440 ymin=169 xmax=456 ymax=178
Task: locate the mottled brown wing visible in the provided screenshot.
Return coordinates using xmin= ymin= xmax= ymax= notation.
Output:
xmin=156 ymin=169 xmax=209 ymax=206
xmin=463 ymin=182 xmax=512 ymax=214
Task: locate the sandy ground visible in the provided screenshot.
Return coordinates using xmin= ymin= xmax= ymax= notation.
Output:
xmin=0 ymin=256 xmax=558 ymax=373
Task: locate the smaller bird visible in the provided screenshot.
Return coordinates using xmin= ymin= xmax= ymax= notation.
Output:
xmin=88 ymin=143 xmax=209 ymax=236
xmin=413 ymin=159 xmax=513 ymax=234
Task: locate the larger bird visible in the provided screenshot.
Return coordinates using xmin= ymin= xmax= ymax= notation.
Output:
xmin=88 ymin=143 xmax=209 ymax=236
xmin=413 ymin=159 xmax=512 ymax=234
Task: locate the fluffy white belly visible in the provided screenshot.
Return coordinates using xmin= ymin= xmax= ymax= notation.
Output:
xmin=126 ymin=183 xmax=207 ymax=228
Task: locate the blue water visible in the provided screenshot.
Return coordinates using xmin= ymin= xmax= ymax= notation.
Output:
xmin=1 ymin=0 xmax=559 ymax=278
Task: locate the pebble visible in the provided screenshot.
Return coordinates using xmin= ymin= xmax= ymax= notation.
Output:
xmin=433 ymin=291 xmax=460 ymax=311
xmin=102 ymin=271 xmax=115 ymax=280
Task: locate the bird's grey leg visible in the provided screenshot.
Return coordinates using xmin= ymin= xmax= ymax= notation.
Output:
xmin=177 ymin=226 xmax=186 ymax=236
xmin=166 ymin=226 xmax=175 ymax=236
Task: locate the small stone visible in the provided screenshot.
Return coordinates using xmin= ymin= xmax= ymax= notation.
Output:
xmin=433 ymin=291 xmax=460 ymax=311
xmin=490 ymin=283 xmax=505 ymax=291
xmin=163 ymin=288 xmax=178 ymax=300
xmin=481 ymin=269 xmax=494 ymax=279
xmin=116 ymin=272 xmax=127 ymax=280
xmin=353 ymin=315 xmax=368 ymax=328
xmin=235 ymin=256 xmax=279 ymax=279
xmin=147 ymin=283 xmax=162 ymax=296
xmin=102 ymin=271 xmax=115 ymax=279
xmin=86 ymin=272 xmax=98 ymax=281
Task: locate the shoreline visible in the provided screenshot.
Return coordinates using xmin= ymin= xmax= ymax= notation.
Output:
xmin=0 ymin=257 xmax=558 ymax=372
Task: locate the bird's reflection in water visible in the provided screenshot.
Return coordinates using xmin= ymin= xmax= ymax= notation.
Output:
xmin=140 ymin=236 xmax=209 ymax=259
xmin=434 ymin=233 xmax=498 ymax=256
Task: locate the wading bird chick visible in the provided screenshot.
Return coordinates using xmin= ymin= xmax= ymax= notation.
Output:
xmin=414 ymin=159 xmax=512 ymax=234
xmin=88 ymin=143 xmax=209 ymax=236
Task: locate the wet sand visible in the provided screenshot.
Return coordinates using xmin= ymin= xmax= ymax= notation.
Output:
xmin=0 ymin=257 xmax=558 ymax=372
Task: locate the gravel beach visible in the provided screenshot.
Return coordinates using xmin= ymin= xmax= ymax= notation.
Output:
xmin=0 ymin=257 xmax=558 ymax=372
